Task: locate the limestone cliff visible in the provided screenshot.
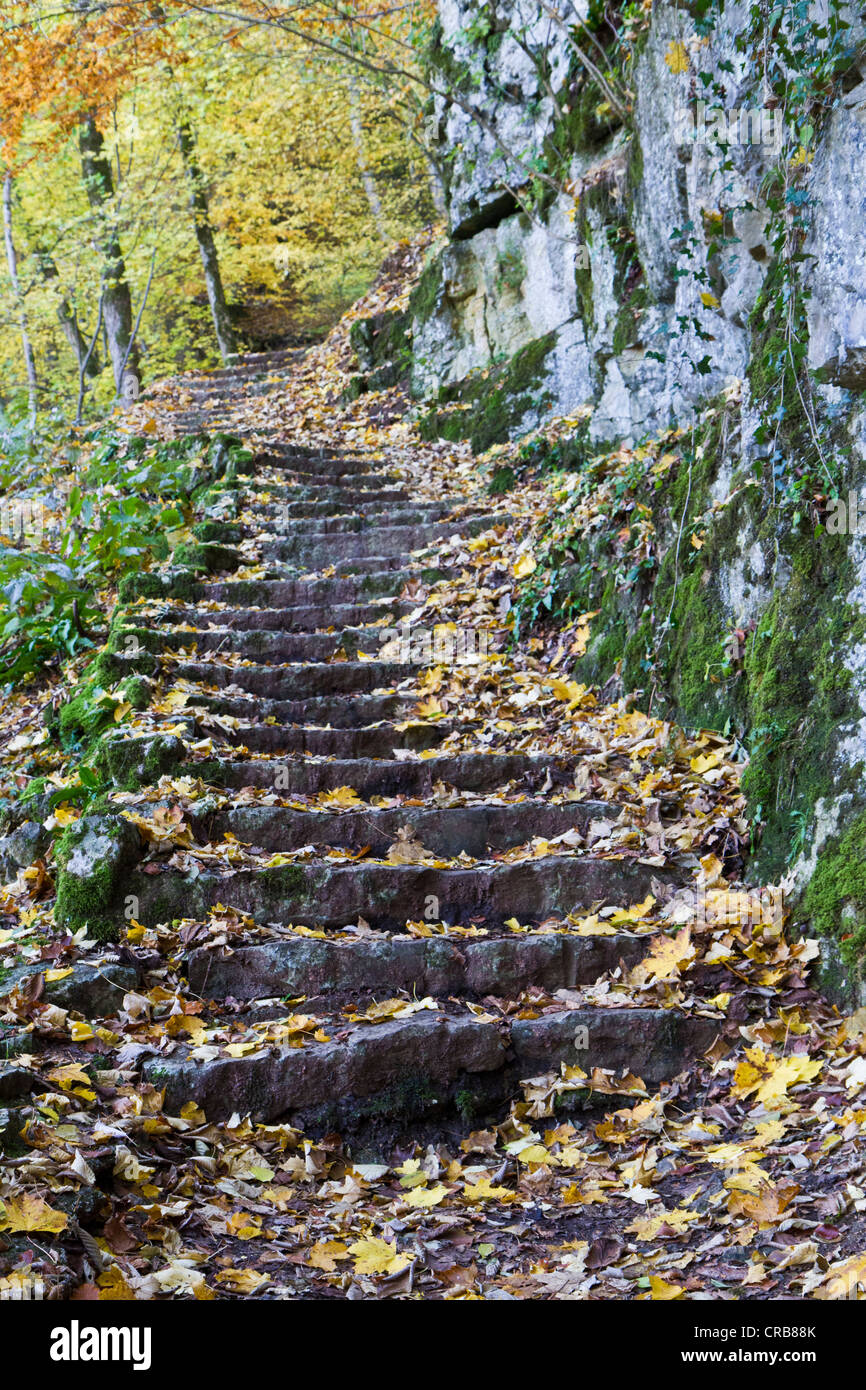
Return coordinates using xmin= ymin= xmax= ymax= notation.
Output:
xmin=350 ymin=0 xmax=866 ymax=1002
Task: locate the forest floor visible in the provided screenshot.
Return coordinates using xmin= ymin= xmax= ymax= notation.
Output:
xmin=0 ymin=250 xmax=865 ymax=1302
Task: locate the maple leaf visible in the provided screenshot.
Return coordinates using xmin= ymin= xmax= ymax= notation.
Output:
xmin=306 ymin=1240 xmax=350 ymax=1272
xmin=349 ymin=1237 xmax=411 ymax=1276
xmin=0 ymin=1193 xmax=68 ymax=1233
xmin=315 ymin=785 xmax=363 ymax=809
xmin=401 ymin=1182 xmax=450 ymax=1208
xmin=628 ymin=926 xmax=695 ymax=986
xmin=728 ymin=1182 xmax=799 ymax=1227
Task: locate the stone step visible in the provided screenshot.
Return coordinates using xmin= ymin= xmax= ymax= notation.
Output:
xmin=208 ymin=719 xmax=454 ymax=757
xmin=183 ymin=350 xmax=302 ymax=382
xmin=243 ymin=488 xmax=416 ymax=509
xmin=153 ymin=600 xmax=412 ymax=631
xmin=281 ymin=554 xmax=426 ymax=577
xmin=246 ymin=504 xmax=456 ymax=529
xmin=249 ymin=482 xmax=414 ymax=503
xmin=137 ymin=625 xmax=409 ymax=663
xmin=190 ymin=749 xmax=578 ymax=794
xmin=197 ymin=798 xmax=615 ymax=856
xmin=140 ymin=1006 xmax=718 ymax=1129
xmin=130 ymin=854 xmax=679 ymax=931
xmin=259 ymin=445 xmax=372 ymax=466
xmin=184 ymin=690 xmax=419 ymax=726
xmin=242 ymin=452 xmax=387 ymax=477
xmin=187 ymin=379 xmax=285 ymax=401
xmin=163 ymin=657 xmax=415 ymax=699
xmin=259 ymin=515 xmax=499 ymax=564
xmin=251 ymin=469 xmax=401 ymax=489
xmin=200 ymin=569 xmax=436 ymax=606
xmin=185 ymin=929 xmax=646 ymax=1004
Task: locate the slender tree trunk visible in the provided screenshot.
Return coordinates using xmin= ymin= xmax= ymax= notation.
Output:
xmin=348 ymin=88 xmax=389 ymax=247
xmin=78 ymin=112 xmax=139 ymax=392
xmin=35 ymin=250 xmax=100 ymax=376
xmin=175 ymin=113 xmax=237 ymax=363
xmin=2 ymin=171 xmax=38 ymax=427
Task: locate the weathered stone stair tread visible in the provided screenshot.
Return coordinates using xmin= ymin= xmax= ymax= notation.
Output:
xmin=248 ymin=504 xmax=456 ymax=527
xmin=209 ymin=720 xmax=454 ymax=756
xmin=287 ymin=555 xmax=433 ymax=578
xmin=146 ymin=657 xmax=415 ymax=697
xmin=198 ymin=798 xmax=615 ymax=855
xmin=200 ymin=571 xmax=435 ymax=605
xmin=193 ymin=749 xmax=581 ymax=793
xmin=145 ymin=626 xmax=420 ymax=662
xmin=245 ymin=490 xmax=419 ymax=510
xmin=253 ymin=482 xmax=416 ymax=501
xmin=258 ymin=514 xmax=505 ymax=562
xmin=185 ymin=929 xmax=648 ymax=1002
xmin=141 ymin=1007 xmax=719 ymax=1126
xmin=131 ymin=854 xmax=680 ymax=930
xmin=153 ymin=600 xmax=411 ymax=630
xmin=245 ymin=459 xmax=398 ymax=482
xmin=186 ymin=691 xmax=417 ymax=726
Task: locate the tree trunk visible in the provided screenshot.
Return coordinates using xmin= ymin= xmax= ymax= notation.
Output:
xmin=348 ymin=88 xmax=389 ymax=247
xmin=35 ymin=251 xmax=100 ymax=377
xmin=78 ymin=112 xmax=139 ymax=393
xmin=2 ymin=171 xmax=38 ymax=427
xmin=175 ymin=114 xmax=237 ymax=363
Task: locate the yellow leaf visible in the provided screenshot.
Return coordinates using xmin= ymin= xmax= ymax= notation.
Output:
xmin=690 ymin=750 xmax=723 ymax=774
xmin=512 ymin=552 xmax=537 ymax=579
xmin=629 ymin=926 xmax=695 ymax=986
xmin=306 ymin=1239 xmax=350 ymax=1272
xmin=0 ymin=1193 xmax=68 ymax=1233
xmin=316 ymin=785 xmax=363 ymax=809
xmin=462 ymin=1177 xmax=519 ymax=1202
xmin=46 ymin=1061 xmax=92 ymax=1092
xmin=215 ymin=1268 xmax=269 ymax=1293
xmin=97 ymin=1266 xmax=137 ymax=1300
xmin=227 ymin=1211 xmax=263 ymax=1240
xmin=700 ymin=291 xmax=720 ymax=309
xmin=628 ymin=1208 xmax=699 ymax=1238
xmin=349 ymin=1237 xmax=411 ymax=1276
xmin=649 ymin=1274 xmax=685 ymax=1300
xmin=664 ymin=40 xmax=689 ymax=73
xmin=608 ymin=894 xmax=655 ymax=924
xmin=402 ymin=1182 xmax=450 ymax=1208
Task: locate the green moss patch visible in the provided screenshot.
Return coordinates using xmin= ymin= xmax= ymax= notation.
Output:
xmin=418 ymin=332 xmax=556 ymax=454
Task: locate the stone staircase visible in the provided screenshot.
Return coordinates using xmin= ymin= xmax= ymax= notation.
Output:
xmin=86 ymin=358 xmax=720 ymax=1142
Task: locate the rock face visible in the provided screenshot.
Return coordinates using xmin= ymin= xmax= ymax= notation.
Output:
xmin=805 ymin=81 xmax=866 ymax=389
xmin=407 ymin=0 xmax=865 ymax=444
xmin=355 ymin=0 xmax=866 ymax=1004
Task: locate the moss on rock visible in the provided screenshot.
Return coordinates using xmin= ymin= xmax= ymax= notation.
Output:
xmin=418 ymin=332 xmax=556 ymax=454
xmin=55 ymin=814 xmax=144 ymax=940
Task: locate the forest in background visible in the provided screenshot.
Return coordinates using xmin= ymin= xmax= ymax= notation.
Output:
xmin=0 ymin=0 xmax=439 ymax=426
